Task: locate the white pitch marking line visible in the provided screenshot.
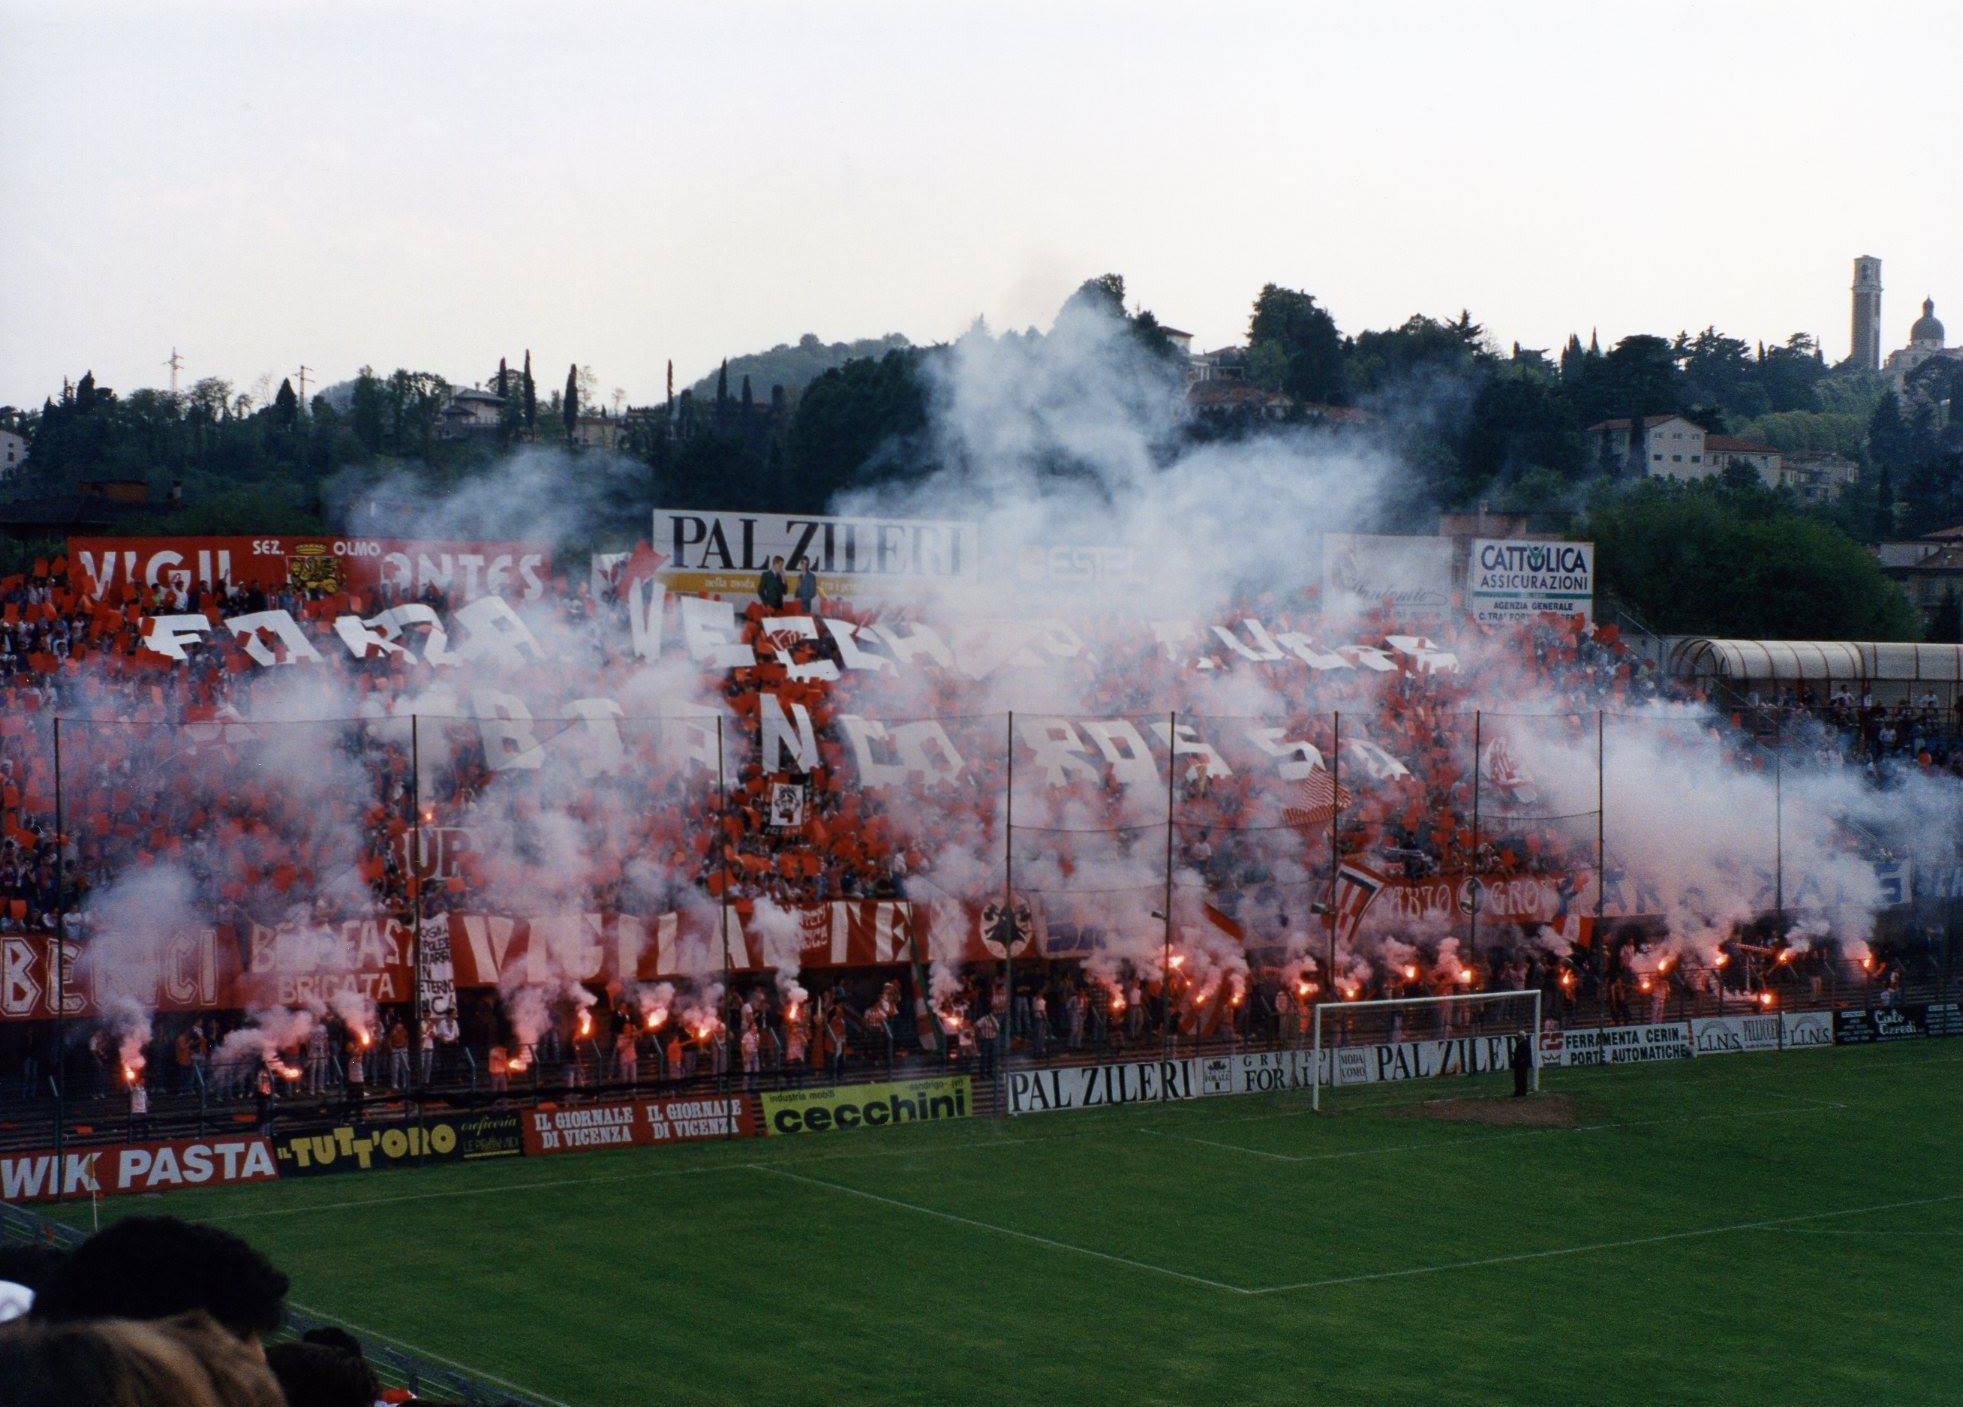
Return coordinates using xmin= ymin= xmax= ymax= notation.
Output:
xmin=1140 ymin=1100 xmax=1849 ymax=1164
xmin=196 ymin=1132 xmax=1060 ymax=1223
xmin=749 ymin=1163 xmax=1255 ymax=1296
xmin=1246 ymin=1193 xmax=1963 ymax=1296
xmin=290 ymin=1300 xmax=574 ymax=1407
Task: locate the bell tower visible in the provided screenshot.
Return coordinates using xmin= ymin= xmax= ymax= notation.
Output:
xmin=1851 ymin=256 xmax=1883 ymax=371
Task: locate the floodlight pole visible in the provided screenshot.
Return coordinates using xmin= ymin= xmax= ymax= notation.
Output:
xmin=410 ymin=715 xmax=424 ymax=1101
xmin=1163 ymin=710 xmax=1176 ymax=1062
xmin=1468 ymin=710 xmax=1482 ymax=959
xmin=1327 ymin=710 xmax=1340 ymax=989
xmin=52 ymin=717 xmax=66 ymax=1169
xmin=1003 ymin=712 xmax=1015 ymax=1088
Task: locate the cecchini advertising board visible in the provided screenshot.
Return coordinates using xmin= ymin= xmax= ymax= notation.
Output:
xmin=759 ymin=1076 xmax=971 ymax=1134
xmin=652 ymin=509 xmax=978 ymax=599
xmin=69 ymin=536 xmax=553 ymax=603
xmin=1467 ymin=539 xmax=1594 ymax=625
xmin=1 ymin=1135 xmax=278 ymax=1204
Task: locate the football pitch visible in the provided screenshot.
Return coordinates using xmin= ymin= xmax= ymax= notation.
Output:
xmin=50 ymin=1040 xmax=1963 ymax=1407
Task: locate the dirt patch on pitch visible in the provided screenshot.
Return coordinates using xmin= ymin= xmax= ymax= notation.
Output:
xmin=1391 ymin=1093 xmax=1579 ymax=1127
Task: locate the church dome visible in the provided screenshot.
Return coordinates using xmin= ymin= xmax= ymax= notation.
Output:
xmin=1911 ymin=297 xmax=1945 ymax=346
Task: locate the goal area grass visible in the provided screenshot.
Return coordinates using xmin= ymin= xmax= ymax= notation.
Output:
xmin=50 ymin=1040 xmax=1963 ymax=1407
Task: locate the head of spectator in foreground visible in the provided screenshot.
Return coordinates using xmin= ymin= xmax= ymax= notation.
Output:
xmin=32 ymin=1217 xmax=289 ymax=1354
xmin=0 ymin=1310 xmax=285 ymax=1407
xmin=0 ymin=1243 xmax=68 ymax=1323
xmin=266 ymin=1338 xmax=381 ymax=1407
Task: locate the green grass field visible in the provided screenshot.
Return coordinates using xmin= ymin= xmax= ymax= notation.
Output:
xmin=49 ymin=1041 xmax=1963 ymax=1407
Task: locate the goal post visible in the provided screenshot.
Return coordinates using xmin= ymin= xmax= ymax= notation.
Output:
xmin=1310 ymin=988 xmax=1542 ymax=1111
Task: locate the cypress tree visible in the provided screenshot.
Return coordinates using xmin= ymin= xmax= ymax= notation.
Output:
xmin=563 ymin=363 xmax=578 ymax=435
xmin=522 ymin=351 xmax=537 ymax=430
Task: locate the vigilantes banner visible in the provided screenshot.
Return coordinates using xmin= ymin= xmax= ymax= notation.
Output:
xmin=70 ymin=536 xmax=552 ymax=603
xmin=760 ymin=1076 xmax=970 ymax=1134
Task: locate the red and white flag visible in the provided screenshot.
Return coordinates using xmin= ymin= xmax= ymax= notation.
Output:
xmin=1282 ymin=771 xmax=1354 ymax=829
xmin=1480 ymin=737 xmax=1538 ymax=805
xmin=1325 ymin=860 xmax=1389 ymax=948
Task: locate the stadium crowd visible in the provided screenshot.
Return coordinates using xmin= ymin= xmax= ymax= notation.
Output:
xmin=0 ymin=551 xmax=1927 ymax=1110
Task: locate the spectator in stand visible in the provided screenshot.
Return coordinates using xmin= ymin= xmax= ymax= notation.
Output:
xmin=128 ymin=1070 xmax=150 ymax=1137
xmin=758 ymin=556 xmax=788 ymax=611
xmin=342 ymin=1035 xmax=366 ymax=1117
xmin=616 ymin=1022 xmax=639 ymax=1085
xmin=265 ymin=1339 xmax=380 ymax=1407
xmin=0 ymin=1243 xmax=66 ymax=1324
xmin=975 ymin=1006 xmax=999 ymax=1080
xmin=385 ymin=1017 xmax=410 ymax=1089
xmin=0 ymin=1312 xmax=285 ymax=1407
xmin=33 ymin=1217 xmax=290 ymax=1357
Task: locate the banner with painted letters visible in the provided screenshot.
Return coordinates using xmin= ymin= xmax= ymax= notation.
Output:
xmin=0 ymin=1135 xmax=278 ymax=1204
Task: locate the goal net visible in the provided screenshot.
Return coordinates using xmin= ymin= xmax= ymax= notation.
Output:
xmin=1311 ymin=989 xmax=1542 ymax=1111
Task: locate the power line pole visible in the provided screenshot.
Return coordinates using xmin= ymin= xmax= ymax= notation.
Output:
xmin=166 ymin=348 xmax=184 ymax=396
xmin=295 ymin=365 xmax=313 ymax=405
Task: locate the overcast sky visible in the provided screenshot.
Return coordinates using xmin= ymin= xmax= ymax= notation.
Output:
xmin=1 ymin=0 xmax=1956 ymax=408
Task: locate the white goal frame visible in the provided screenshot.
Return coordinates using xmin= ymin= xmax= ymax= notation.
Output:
xmin=1311 ymin=988 xmax=1541 ymax=1111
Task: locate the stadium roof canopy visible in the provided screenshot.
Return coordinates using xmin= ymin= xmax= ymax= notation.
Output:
xmin=1667 ymin=638 xmax=1963 ymax=683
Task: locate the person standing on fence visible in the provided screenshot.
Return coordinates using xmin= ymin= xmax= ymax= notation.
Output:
xmin=975 ymin=1008 xmax=1000 ymax=1081
xmin=740 ymin=1022 xmax=760 ymax=1091
xmin=1510 ymin=1031 xmax=1532 ymax=1098
xmin=127 ymin=1071 xmax=148 ymax=1139
xmin=387 ymin=1018 xmax=411 ymax=1090
xmin=419 ymin=1015 xmax=437 ymax=1086
xmin=616 ymin=1023 xmax=639 ymax=1086
xmin=343 ymin=1035 xmax=365 ymax=1118
xmin=784 ymin=1007 xmax=806 ymax=1083
xmin=826 ymin=997 xmax=849 ymax=1081
xmin=1030 ymin=990 xmax=1048 ymax=1059
xmin=304 ymin=1022 xmax=328 ymax=1095
xmin=488 ymin=1045 xmax=509 ymax=1093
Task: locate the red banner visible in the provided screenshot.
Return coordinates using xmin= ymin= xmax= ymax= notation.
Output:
xmin=68 ymin=536 xmax=552 ymax=603
xmin=0 ymin=1135 xmax=278 ymax=1203
xmin=519 ymin=1095 xmax=755 ymax=1156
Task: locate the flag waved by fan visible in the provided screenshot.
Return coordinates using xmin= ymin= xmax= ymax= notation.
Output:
xmin=1281 ymin=770 xmax=1354 ymax=829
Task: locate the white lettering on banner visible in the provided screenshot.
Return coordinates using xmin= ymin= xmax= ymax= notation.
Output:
xmin=142 ymin=614 xmax=213 ymax=661
xmin=0 ymin=1138 xmax=277 ymax=1203
xmin=1006 ymin=1058 xmax=1199 ymax=1114
xmin=839 ymin=717 xmax=967 ymax=787
xmin=1540 ymin=1022 xmax=1692 ymax=1067
xmin=821 ymin=619 xmax=897 ymax=673
xmin=679 ymin=597 xmax=756 ymax=668
xmin=565 ymin=698 xmax=626 ymax=778
xmin=760 ymin=694 xmax=820 ymax=773
xmin=473 ymin=691 xmax=544 ymax=771
xmin=762 ymin=616 xmax=839 ymax=682
xmin=449 ymin=596 xmax=544 ymax=664
xmin=223 ymin=610 xmax=323 ymax=666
